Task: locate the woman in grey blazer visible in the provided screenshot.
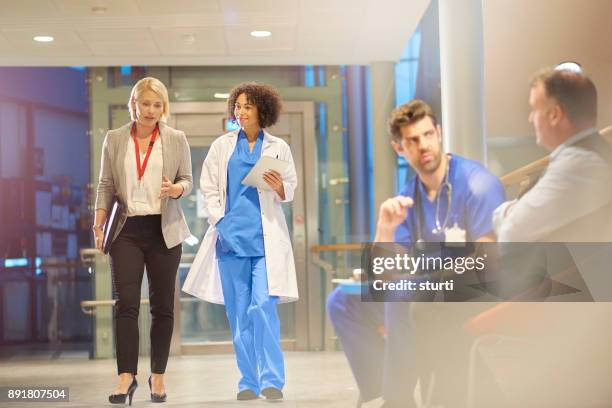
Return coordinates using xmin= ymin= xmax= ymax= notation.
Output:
xmin=94 ymin=77 xmax=192 ymax=405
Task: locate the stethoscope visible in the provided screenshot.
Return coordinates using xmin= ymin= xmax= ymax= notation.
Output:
xmin=413 ymin=157 xmax=453 ymax=244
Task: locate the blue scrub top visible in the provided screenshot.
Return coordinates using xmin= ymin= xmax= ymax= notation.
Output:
xmin=216 ymin=130 xmax=265 ymax=257
xmin=394 ymin=154 xmax=505 ymax=243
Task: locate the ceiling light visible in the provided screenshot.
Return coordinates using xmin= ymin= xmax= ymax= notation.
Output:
xmin=555 ymin=61 xmax=582 ymax=73
xmin=250 ymin=30 xmax=271 ymax=38
xmin=33 ymin=36 xmax=54 ymax=43
xmin=214 ymin=92 xmax=230 ymax=99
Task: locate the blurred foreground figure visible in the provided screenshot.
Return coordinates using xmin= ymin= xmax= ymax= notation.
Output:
xmin=494 ymin=68 xmax=612 ymax=242
xmin=459 ymin=69 xmax=612 ymax=407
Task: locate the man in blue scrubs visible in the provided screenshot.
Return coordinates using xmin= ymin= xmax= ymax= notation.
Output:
xmin=327 ymin=100 xmax=505 ymax=407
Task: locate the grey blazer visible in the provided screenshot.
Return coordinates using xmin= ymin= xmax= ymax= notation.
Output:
xmin=95 ymin=122 xmax=193 ymax=249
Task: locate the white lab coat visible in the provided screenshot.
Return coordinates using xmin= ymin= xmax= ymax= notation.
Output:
xmin=182 ymin=130 xmax=299 ymax=304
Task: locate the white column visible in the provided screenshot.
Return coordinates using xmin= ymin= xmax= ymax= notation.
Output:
xmin=439 ymin=0 xmax=486 ymax=162
xmin=370 ymin=61 xmax=397 ymax=218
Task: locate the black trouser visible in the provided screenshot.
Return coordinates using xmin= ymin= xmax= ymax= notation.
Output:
xmin=109 ymin=215 xmax=182 ymax=375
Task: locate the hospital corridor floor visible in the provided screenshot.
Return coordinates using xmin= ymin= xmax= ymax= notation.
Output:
xmin=0 ymin=351 xmax=360 ymax=407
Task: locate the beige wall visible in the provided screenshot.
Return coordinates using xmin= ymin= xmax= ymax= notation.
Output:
xmin=483 ymin=0 xmax=612 ymax=140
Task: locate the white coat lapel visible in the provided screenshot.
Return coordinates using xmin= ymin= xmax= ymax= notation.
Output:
xmin=262 ymin=130 xmax=278 ymax=157
xmin=224 ymin=131 xmax=238 ymax=168
xmin=221 ymin=131 xmax=239 ymax=200
xmin=227 ymin=130 xmax=238 ymax=151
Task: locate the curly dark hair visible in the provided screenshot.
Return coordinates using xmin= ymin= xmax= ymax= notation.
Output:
xmin=227 ymin=82 xmax=283 ymax=128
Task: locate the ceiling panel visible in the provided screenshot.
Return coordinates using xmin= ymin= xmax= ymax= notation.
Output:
xmin=298 ymin=0 xmax=367 ymax=13
xmin=152 ymin=27 xmax=227 ymax=56
xmin=88 ymin=41 xmax=159 ymax=56
xmin=220 ymin=0 xmax=298 ymax=14
xmin=54 ymin=0 xmax=140 ymax=17
xmin=0 ymin=33 xmax=16 ymax=55
xmin=78 ymin=28 xmax=153 ymax=43
xmin=0 ymin=0 xmax=61 ymax=17
xmin=297 ymin=12 xmax=361 ymax=50
xmin=221 ymin=11 xmax=298 ymax=27
xmin=135 ymin=0 xmax=221 ymax=15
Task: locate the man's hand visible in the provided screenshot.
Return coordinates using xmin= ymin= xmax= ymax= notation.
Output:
xmin=375 ymin=195 xmax=414 ymax=241
xmin=263 ymin=170 xmax=285 ymax=200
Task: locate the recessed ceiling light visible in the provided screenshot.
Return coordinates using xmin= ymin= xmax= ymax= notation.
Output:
xmin=214 ymin=92 xmax=230 ymax=99
xmin=33 ymin=36 xmax=54 ymax=43
xmin=250 ymin=30 xmax=271 ymax=38
xmin=555 ymin=61 xmax=582 ymax=73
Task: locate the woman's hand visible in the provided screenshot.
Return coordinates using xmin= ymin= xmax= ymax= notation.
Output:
xmin=263 ymin=170 xmax=285 ymax=200
xmin=160 ymin=176 xmax=184 ymax=199
xmin=93 ymin=226 xmax=104 ymax=252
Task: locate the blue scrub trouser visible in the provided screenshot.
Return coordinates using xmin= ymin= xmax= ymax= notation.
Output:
xmin=217 ymin=250 xmax=285 ymax=393
xmin=327 ymin=288 xmax=417 ymax=406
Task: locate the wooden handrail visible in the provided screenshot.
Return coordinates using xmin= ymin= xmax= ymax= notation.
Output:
xmin=500 ymin=125 xmax=612 ymax=188
xmin=310 ymin=243 xmax=365 ymax=253
xmin=309 ymin=244 xmax=365 ymax=283
xmin=500 ymin=156 xmax=549 ymax=188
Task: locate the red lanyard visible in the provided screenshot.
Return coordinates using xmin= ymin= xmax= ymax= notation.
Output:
xmin=131 ymin=123 xmax=159 ymax=181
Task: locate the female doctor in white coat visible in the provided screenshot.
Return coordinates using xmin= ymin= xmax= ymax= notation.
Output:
xmin=183 ymin=82 xmax=298 ymax=401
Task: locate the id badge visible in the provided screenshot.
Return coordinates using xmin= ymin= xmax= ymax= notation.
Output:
xmin=444 ymin=222 xmax=466 ymax=246
xmin=132 ymin=182 xmax=148 ymax=203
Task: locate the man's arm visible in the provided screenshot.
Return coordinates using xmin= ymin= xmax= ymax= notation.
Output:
xmin=496 ymin=150 xmax=612 ymax=242
xmin=374 ymin=196 xmax=414 ymax=242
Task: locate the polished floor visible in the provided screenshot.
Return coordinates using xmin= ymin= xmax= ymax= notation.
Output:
xmin=0 ymin=351 xmax=360 ymax=407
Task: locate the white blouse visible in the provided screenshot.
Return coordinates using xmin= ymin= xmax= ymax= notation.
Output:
xmin=124 ymin=136 xmax=163 ymax=216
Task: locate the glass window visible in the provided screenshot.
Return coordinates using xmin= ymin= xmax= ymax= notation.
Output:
xmin=394 ymin=29 xmax=422 ymax=191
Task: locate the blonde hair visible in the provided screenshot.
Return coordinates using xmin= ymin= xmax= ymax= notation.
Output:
xmin=128 ymin=77 xmax=170 ymax=122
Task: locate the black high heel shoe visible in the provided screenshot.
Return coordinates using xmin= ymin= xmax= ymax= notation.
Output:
xmin=148 ymin=375 xmax=167 ymax=403
xmin=108 ymin=377 xmax=138 ymax=405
